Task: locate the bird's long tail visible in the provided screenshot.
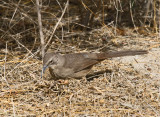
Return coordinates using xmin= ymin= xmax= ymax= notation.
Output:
xmin=97 ymin=50 xmax=148 ymax=59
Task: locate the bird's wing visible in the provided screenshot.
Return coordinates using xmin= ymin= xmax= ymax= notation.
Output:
xmin=63 ymin=53 xmax=101 ymax=73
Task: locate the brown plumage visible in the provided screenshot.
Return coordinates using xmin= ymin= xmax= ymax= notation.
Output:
xmin=42 ymin=50 xmax=148 ymax=79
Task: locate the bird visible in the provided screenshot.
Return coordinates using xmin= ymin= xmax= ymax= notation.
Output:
xmin=42 ymin=50 xmax=148 ymax=80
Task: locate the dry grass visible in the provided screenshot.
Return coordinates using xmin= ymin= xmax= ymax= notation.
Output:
xmin=1 ymin=34 xmax=160 ymax=116
xmin=0 ymin=1 xmax=160 ymax=116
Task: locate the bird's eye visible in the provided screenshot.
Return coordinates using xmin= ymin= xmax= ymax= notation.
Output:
xmin=50 ymin=60 xmax=54 ymax=64
xmin=50 ymin=60 xmax=57 ymax=65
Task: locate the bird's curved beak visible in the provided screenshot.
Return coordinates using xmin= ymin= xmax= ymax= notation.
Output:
xmin=41 ymin=65 xmax=48 ymax=79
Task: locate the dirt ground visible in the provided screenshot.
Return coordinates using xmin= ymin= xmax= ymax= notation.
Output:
xmin=0 ymin=28 xmax=160 ymax=116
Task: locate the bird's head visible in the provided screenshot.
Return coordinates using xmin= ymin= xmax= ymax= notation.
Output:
xmin=41 ymin=53 xmax=60 ymax=78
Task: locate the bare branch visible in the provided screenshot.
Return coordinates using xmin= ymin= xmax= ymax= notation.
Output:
xmin=36 ymin=0 xmax=45 ymax=58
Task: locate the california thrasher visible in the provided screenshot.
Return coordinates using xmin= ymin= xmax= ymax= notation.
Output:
xmin=42 ymin=50 xmax=148 ymax=79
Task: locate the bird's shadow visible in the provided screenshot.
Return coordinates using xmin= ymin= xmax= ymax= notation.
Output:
xmin=86 ymin=69 xmax=112 ymax=81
